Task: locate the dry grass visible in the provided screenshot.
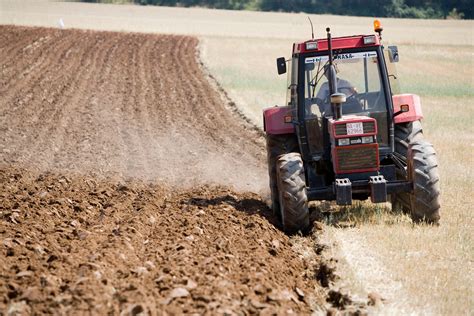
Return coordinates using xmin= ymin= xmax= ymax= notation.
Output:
xmin=1 ymin=1 xmax=473 ymax=314
xmin=312 ymin=92 xmax=473 ymax=314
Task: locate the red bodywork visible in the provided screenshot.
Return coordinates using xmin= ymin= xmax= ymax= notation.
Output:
xmin=293 ymin=34 xmax=381 ymax=55
xmin=332 ymin=143 xmax=380 ymax=174
xmin=392 ymin=94 xmax=424 ymax=124
xmin=263 ymin=106 xmax=294 ymax=135
xmin=328 ymin=116 xmax=380 ymax=174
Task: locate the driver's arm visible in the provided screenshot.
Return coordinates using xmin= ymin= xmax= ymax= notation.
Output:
xmin=338 ymin=79 xmax=358 ymax=96
xmin=314 ymin=97 xmax=324 ymax=107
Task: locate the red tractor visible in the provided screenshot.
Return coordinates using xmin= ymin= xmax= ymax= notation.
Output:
xmin=264 ymin=21 xmax=440 ymax=233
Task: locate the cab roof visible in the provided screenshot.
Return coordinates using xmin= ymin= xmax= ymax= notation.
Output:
xmin=293 ymin=34 xmax=381 ymax=55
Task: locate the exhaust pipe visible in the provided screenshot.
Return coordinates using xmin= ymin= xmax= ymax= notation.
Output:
xmin=326 ymin=28 xmax=343 ymax=120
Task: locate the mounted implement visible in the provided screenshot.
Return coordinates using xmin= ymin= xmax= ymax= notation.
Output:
xmin=264 ymin=20 xmax=440 ymax=233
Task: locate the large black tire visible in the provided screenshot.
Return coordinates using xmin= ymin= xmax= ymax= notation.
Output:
xmin=394 ymin=121 xmax=423 ymax=157
xmin=407 ymin=140 xmax=441 ymax=223
xmin=391 ymin=121 xmax=424 ymax=213
xmin=266 ymin=134 xmax=298 ymax=218
xmin=276 ymin=153 xmax=310 ymax=233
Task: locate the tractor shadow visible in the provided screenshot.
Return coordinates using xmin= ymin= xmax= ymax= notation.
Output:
xmin=186 ymin=194 xmax=284 ymax=232
xmin=309 ymin=201 xmax=408 ymax=227
xmin=186 ymin=194 xmax=405 ymax=233
xmin=186 ymin=194 xmax=332 ymax=235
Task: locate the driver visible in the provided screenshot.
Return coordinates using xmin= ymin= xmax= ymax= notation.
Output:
xmin=315 ymin=64 xmax=358 ymax=115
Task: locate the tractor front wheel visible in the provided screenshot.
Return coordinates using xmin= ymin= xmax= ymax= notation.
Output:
xmin=266 ymin=134 xmax=298 ymax=218
xmin=394 ymin=120 xmax=423 ymax=157
xmin=391 ymin=120 xmax=424 ymax=214
xmin=406 ymin=139 xmax=441 ymax=224
xmin=276 ymin=153 xmax=310 ymax=233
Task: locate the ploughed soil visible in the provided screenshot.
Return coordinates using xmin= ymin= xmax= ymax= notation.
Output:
xmin=0 ymin=26 xmax=329 ymax=314
xmin=0 ymin=168 xmax=325 ymax=314
xmin=0 ymin=25 xmax=266 ymax=192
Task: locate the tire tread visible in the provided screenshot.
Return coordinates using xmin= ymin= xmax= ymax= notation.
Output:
xmin=276 ymin=153 xmax=309 ymax=233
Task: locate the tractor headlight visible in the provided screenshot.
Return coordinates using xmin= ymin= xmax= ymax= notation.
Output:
xmin=338 ymin=138 xmax=350 ymax=146
xmin=305 ymin=41 xmax=318 ymax=50
xmin=361 ymin=136 xmax=374 ymax=144
xmin=363 ymin=35 xmax=376 ymax=45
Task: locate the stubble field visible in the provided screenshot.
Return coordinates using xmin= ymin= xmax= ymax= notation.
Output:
xmin=1 ymin=0 xmax=473 ymax=314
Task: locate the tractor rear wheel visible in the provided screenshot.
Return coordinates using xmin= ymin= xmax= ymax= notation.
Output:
xmin=276 ymin=153 xmax=309 ymax=233
xmin=391 ymin=121 xmax=423 ymax=214
xmin=406 ymin=140 xmax=441 ymax=223
xmin=266 ymin=134 xmax=298 ymax=218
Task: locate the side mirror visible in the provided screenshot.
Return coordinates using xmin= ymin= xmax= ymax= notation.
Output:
xmin=276 ymin=57 xmax=287 ymax=75
xmin=388 ymin=46 xmax=399 ymax=63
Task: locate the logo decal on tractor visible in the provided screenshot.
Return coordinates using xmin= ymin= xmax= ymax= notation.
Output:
xmin=305 ymin=51 xmax=377 ymax=64
xmin=336 ymin=53 xmax=354 ymax=60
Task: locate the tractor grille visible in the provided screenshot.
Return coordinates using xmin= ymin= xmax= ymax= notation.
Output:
xmin=334 ymin=144 xmax=379 ymax=174
xmin=335 ymin=121 xmax=376 ymax=136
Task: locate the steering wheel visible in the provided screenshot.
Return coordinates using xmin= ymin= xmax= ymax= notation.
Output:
xmin=343 ymin=93 xmax=364 ymax=114
xmin=345 ymin=93 xmax=359 ymax=103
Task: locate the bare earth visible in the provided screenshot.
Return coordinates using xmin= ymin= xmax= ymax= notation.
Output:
xmin=0 ymin=25 xmax=266 ymax=192
xmin=0 ymin=26 xmax=329 ymax=314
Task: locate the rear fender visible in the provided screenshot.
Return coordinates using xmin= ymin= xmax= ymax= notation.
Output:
xmin=392 ymin=94 xmax=423 ymax=124
xmin=263 ymin=106 xmax=295 ymax=135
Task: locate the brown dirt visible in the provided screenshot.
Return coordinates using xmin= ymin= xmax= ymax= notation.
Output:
xmin=0 ymin=25 xmax=266 ymax=192
xmin=0 ymin=26 xmax=328 ymax=314
xmin=0 ymin=167 xmax=325 ymax=314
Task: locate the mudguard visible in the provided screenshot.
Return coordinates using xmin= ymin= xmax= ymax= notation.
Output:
xmin=392 ymin=94 xmax=424 ymax=124
xmin=263 ymin=106 xmax=295 ymax=135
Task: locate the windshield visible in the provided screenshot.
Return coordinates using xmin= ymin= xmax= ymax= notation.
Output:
xmin=303 ymin=51 xmax=389 ymax=150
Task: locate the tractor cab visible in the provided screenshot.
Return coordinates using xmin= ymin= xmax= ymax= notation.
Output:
xmin=282 ymin=26 xmax=399 ymax=190
xmin=264 ymin=20 xmax=440 ymax=233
